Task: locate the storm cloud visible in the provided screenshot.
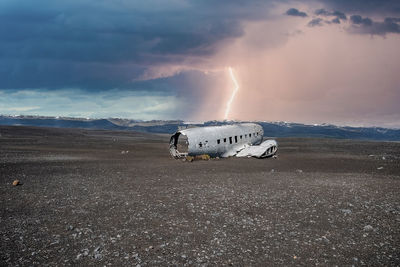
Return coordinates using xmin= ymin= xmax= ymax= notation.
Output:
xmin=350 ymin=15 xmax=400 ymax=35
xmin=286 ymin=8 xmax=307 ymax=17
xmin=0 ymin=0 xmax=274 ymax=91
xmin=315 ymin=9 xmax=347 ymax=20
xmin=350 ymin=15 xmax=373 ymax=26
xmin=320 ymin=0 xmax=400 ymax=16
xmin=1 ymin=0 xmax=398 ymax=92
xmin=315 ymin=8 xmax=347 ymax=24
xmin=308 ymin=18 xmax=323 ymax=27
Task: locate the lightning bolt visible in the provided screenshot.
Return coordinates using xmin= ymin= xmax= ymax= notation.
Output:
xmin=224 ymin=67 xmax=239 ymax=120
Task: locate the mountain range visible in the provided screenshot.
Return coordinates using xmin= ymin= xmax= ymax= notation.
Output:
xmin=1 ymin=115 xmax=399 ymax=141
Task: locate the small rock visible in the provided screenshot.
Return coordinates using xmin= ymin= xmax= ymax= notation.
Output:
xmin=322 ymin=236 xmax=330 ymax=243
xmin=340 ymin=209 xmax=352 ymax=215
xmin=296 ymin=169 xmax=303 ymax=173
xmin=12 ymin=180 xmax=21 ymax=186
xmin=377 ymin=166 xmax=384 ymax=170
xmin=363 ymin=225 xmax=373 ymax=231
xmin=93 ymin=246 xmax=102 ymax=260
xmin=83 ymin=249 xmax=89 ymax=256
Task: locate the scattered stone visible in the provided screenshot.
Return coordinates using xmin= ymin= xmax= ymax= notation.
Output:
xmin=363 ymin=225 xmax=373 ymax=231
xmin=322 ymin=236 xmax=330 ymax=243
xmin=270 ymin=169 xmax=275 ymax=173
xmin=93 ymin=247 xmax=102 ymax=260
xmin=296 ymin=169 xmax=303 ymax=173
xmin=377 ymin=167 xmax=384 ymax=170
xmin=340 ymin=209 xmax=352 ymax=215
xmin=82 ymin=249 xmax=89 ymax=256
xmin=121 ymin=150 xmax=129 ymax=154
xmin=12 ymin=180 xmax=21 ymax=186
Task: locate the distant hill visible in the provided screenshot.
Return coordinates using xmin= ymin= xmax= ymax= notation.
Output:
xmin=1 ymin=115 xmax=400 ymax=141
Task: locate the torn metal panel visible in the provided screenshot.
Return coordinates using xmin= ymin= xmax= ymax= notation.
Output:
xmin=169 ymin=123 xmax=277 ymax=159
xmin=236 ymin=140 xmax=278 ymax=158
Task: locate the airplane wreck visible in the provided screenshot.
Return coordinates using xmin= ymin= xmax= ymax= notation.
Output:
xmin=169 ymin=123 xmax=277 ymax=159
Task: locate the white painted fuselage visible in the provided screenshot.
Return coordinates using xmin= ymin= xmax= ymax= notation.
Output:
xmin=169 ymin=123 xmax=277 ymax=159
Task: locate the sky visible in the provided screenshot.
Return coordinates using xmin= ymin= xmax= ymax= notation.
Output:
xmin=0 ymin=0 xmax=400 ymax=127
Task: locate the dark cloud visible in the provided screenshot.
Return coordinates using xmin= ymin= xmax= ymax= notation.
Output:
xmin=0 ymin=0 xmax=274 ymax=91
xmin=310 ymin=6 xmax=400 ymax=36
xmin=315 ymin=8 xmax=347 ymax=23
xmin=350 ymin=15 xmax=372 ymax=26
xmin=308 ymin=18 xmax=323 ymax=27
xmin=315 ymin=8 xmax=329 ymax=16
xmin=332 ymin=11 xmax=347 ymax=20
xmin=349 ymin=15 xmax=400 ymax=35
xmin=320 ymin=0 xmax=400 ymax=16
xmin=286 ymin=8 xmax=307 ymax=17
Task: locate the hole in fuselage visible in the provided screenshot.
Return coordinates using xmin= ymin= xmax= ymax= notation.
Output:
xmin=170 ymin=132 xmax=189 ymax=158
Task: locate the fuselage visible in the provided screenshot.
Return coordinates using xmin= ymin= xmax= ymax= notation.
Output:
xmin=170 ymin=123 xmax=264 ymax=158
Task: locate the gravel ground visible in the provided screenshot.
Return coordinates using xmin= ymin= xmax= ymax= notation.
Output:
xmin=1 ymin=126 xmax=399 ymax=266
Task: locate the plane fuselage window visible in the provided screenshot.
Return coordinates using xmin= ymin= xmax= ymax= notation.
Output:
xmin=229 ymin=137 xmax=232 ymax=144
xmin=199 ymin=142 xmax=202 ymax=148
xmin=217 ymin=139 xmax=220 ymax=144
xmin=235 ymin=136 xmax=238 ymax=143
xmin=240 ymin=135 xmax=243 ymax=139
xmin=249 ymin=133 xmax=252 ymax=137
xmin=224 ymin=138 xmax=226 ymax=143
xmin=245 ymin=134 xmax=247 ymax=138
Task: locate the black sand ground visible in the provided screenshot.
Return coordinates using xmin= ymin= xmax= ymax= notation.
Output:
xmin=1 ymin=126 xmax=399 ymax=266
